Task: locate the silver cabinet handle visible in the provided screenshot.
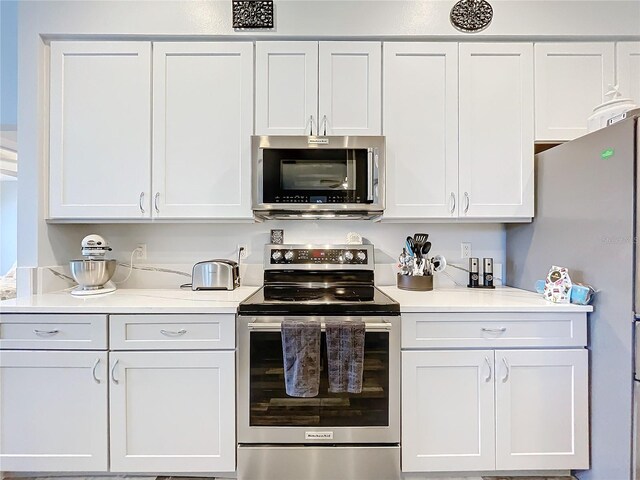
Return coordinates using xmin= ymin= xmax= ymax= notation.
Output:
xmin=464 ymin=192 xmax=470 ymax=214
xmin=322 ymin=115 xmax=327 ymax=135
xmin=139 ymin=192 xmax=145 ymax=214
xmin=502 ymin=357 xmax=510 ymax=383
xmin=154 ymin=192 xmax=160 ymax=213
xmin=450 ymin=192 xmax=456 ymax=214
xmin=481 ymin=327 xmax=507 ymax=334
xmin=309 ymin=115 xmax=314 ymax=135
xmin=92 ymin=358 xmax=101 ymax=384
xmin=111 ymin=359 xmax=120 ymax=385
xmin=484 ymin=356 xmax=492 ymax=382
xmin=34 ymin=329 xmax=59 ymax=336
xmin=160 ymin=329 xmax=187 ymax=337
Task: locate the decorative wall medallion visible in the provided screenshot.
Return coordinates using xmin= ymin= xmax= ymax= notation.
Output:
xmin=232 ymin=0 xmax=274 ymax=29
xmin=450 ymin=0 xmax=493 ymax=33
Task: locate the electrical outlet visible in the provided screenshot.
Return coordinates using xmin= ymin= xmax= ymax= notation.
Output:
xmin=237 ymin=245 xmax=248 ymax=259
xmin=136 ymin=243 xmax=147 ymax=260
xmin=461 ymin=242 xmax=472 ymax=259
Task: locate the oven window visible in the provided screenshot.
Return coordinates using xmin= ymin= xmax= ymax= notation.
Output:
xmin=249 ymin=331 xmax=389 ymax=427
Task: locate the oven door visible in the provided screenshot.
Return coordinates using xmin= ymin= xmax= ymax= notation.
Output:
xmin=237 ymin=315 xmax=400 ymax=444
xmin=252 ymin=136 xmax=385 ymax=217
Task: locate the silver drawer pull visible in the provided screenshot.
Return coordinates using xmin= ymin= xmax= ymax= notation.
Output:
xmin=248 ymin=322 xmax=392 ymax=332
xmin=160 ymin=329 xmax=187 ymax=337
xmin=34 ymin=329 xmax=60 ymax=336
xmin=481 ymin=327 xmax=507 ymax=334
xmin=92 ymin=358 xmax=101 ymax=384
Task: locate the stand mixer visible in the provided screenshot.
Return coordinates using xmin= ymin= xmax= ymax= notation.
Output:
xmin=69 ymin=234 xmax=117 ymax=296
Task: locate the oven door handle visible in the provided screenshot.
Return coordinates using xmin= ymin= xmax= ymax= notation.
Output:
xmin=247 ymin=321 xmax=392 ymax=332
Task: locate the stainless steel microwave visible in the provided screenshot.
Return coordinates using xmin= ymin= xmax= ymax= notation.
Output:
xmin=252 ymin=136 xmax=385 ymax=220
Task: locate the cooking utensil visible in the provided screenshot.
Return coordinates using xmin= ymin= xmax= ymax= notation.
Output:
xmin=421 ymin=242 xmax=432 ymax=257
xmin=413 ymin=233 xmax=429 ymax=245
xmin=406 ymin=237 xmax=417 ymax=257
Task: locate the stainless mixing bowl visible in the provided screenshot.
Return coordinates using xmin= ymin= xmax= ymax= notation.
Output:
xmin=69 ymin=259 xmax=117 ymax=290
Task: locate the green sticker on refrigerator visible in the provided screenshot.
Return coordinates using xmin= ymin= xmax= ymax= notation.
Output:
xmin=600 ymin=148 xmax=615 ymax=159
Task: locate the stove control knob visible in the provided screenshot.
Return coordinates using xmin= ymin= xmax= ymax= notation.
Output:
xmin=344 ymin=251 xmax=354 ymax=262
xmin=284 ymin=250 xmax=294 ymax=261
xmin=271 ymin=250 xmax=283 ymax=262
xmin=357 ymin=251 xmax=366 ymax=262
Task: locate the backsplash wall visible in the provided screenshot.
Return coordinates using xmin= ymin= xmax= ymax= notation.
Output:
xmin=43 ymin=222 xmax=506 ymax=289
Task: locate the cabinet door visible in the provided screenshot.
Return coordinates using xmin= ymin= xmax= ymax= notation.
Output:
xmin=459 ymin=43 xmax=534 ymax=219
xmin=152 ymin=42 xmax=253 ymax=219
xmin=0 ymin=351 xmax=108 ymax=471
xmin=256 ymin=42 xmax=318 ymax=135
xmin=109 ymin=351 xmax=235 ymax=472
xmin=402 ymin=350 xmax=495 ymax=472
xmin=383 ymin=43 xmax=459 ymax=219
xmin=49 ymin=41 xmax=151 ymax=219
xmin=617 ymin=42 xmax=640 ymax=105
xmin=318 ymin=42 xmax=381 ymax=135
xmin=535 ymin=43 xmax=615 ymax=141
xmin=495 ymin=349 xmax=589 ymax=470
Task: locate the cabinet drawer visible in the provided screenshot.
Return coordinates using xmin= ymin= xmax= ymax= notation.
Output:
xmin=0 ymin=314 xmax=108 ymax=350
xmin=402 ymin=312 xmax=587 ymax=349
xmin=109 ymin=314 xmax=235 ymax=350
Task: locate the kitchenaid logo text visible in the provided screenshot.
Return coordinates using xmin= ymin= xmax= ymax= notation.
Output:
xmin=305 ymin=431 xmax=334 ymax=440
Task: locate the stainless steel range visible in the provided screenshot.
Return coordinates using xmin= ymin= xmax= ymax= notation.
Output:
xmin=237 ymin=244 xmax=400 ymax=480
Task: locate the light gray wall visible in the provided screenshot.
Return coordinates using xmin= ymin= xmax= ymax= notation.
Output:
xmin=1 ymin=180 xmax=17 ymax=275
xmin=1 ymin=0 xmax=18 ymax=128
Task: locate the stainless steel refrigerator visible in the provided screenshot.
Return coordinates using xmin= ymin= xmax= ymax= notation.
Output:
xmin=506 ymin=114 xmax=639 ymax=480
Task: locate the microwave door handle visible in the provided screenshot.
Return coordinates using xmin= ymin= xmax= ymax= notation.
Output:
xmin=367 ymin=149 xmax=374 ymax=201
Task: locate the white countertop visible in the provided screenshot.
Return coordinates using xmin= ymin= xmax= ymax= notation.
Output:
xmin=0 ymin=285 xmax=593 ymax=314
xmin=0 ymin=286 xmax=261 ymax=314
xmin=379 ymin=286 xmax=593 ymax=313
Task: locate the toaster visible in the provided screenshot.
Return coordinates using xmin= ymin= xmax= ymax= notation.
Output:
xmin=191 ymin=260 xmax=240 ymax=291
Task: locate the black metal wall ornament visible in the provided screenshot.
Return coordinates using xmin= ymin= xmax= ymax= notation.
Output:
xmin=450 ymin=0 xmax=493 ymax=33
xmin=232 ymin=0 xmax=274 ymax=29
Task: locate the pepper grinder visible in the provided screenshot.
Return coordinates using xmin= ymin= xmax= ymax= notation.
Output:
xmin=483 ymin=257 xmax=494 ymax=287
xmin=468 ymin=258 xmax=480 ymax=287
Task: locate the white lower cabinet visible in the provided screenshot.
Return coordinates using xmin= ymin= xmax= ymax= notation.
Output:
xmin=109 ymin=350 xmax=235 ymax=473
xmin=495 ymin=349 xmax=589 ymax=470
xmin=402 ymin=312 xmax=589 ymax=474
xmin=402 ymin=350 xmax=496 ymax=472
xmin=402 ymin=338 xmax=589 ymax=473
xmin=0 ymin=350 xmax=109 ymax=472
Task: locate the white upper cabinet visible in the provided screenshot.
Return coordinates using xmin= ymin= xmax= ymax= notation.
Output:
xmin=383 ymin=43 xmax=459 ymax=218
xmin=49 ymin=41 xmax=152 ymax=219
xmin=152 ymin=42 xmax=253 ymax=219
xmin=617 ymin=42 xmax=640 ymax=105
xmin=319 ymin=42 xmax=382 ymax=135
xmin=255 ymin=42 xmax=318 ymax=135
xmin=459 ymin=43 xmax=534 ymax=219
xmin=256 ymin=41 xmax=381 ymax=136
xmin=535 ymin=43 xmax=615 ymax=141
